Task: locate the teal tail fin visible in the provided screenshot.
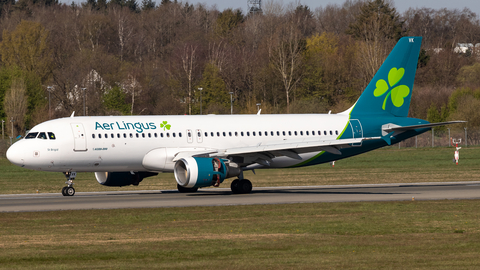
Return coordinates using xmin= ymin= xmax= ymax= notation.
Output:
xmin=350 ymin=37 xmax=422 ymax=118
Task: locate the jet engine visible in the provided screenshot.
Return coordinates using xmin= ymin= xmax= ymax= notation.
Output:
xmin=174 ymin=157 xmax=240 ymax=189
xmin=95 ymin=171 xmax=158 ymax=187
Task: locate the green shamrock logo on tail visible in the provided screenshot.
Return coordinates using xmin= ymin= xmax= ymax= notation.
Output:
xmin=374 ymin=67 xmax=410 ymax=110
xmin=160 ymin=121 xmax=171 ymax=131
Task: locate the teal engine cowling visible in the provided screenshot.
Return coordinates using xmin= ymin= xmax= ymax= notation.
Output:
xmin=95 ymin=171 xmax=158 ymax=187
xmin=174 ymin=157 xmax=240 ymax=188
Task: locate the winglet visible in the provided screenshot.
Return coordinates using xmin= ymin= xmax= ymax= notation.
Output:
xmin=70 ymin=111 xmax=75 ymax=118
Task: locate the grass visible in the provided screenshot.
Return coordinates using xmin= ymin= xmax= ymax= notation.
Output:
xmin=1 ymin=146 xmax=480 ymax=268
xmin=1 ymin=201 xmax=480 ymax=269
xmin=1 ymin=146 xmax=480 ymax=194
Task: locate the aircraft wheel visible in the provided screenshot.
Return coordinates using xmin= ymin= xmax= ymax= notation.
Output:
xmin=65 ymin=187 xmax=75 ymax=196
xmin=61 ymin=186 xmax=67 ymax=196
xmin=240 ymin=179 xmax=252 ymax=194
xmin=177 ymin=184 xmax=198 ymax=193
xmin=231 ymin=179 xmax=252 ymax=194
xmin=231 ymin=179 xmax=240 ymax=194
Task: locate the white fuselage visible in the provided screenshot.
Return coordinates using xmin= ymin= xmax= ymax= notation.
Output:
xmin=6 ymin=113 xmax=351 ymax=173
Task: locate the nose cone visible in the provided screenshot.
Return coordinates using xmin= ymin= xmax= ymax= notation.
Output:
xmin=6 ymin=143 xmax=24 ymax=167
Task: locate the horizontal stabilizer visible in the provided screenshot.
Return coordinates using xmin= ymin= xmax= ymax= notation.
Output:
xmin=382 ymin=121 xmax=466 ymax=135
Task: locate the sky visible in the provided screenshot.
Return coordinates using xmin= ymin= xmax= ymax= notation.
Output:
xmin=180 ymin=0 xmax=480 ymax=17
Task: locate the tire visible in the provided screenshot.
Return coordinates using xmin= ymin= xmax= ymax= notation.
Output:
xmin=177 ymin=184 xmax=198 ymax=193
xmin=240 ymin=179 xmax=252 ymax=194
xmin=61 ymin=187 xmax=67 ymax=196
xmin=231 ymin=179 xmax=240 ymax=194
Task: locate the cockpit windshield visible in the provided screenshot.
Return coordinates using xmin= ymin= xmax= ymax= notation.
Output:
xmin=25 ymin=132 xmax=38 ymax=139
xmin=25 ymin=132 xmax=56 ymax=140
xmin=37 ymin=132 xmax=47 ymax=139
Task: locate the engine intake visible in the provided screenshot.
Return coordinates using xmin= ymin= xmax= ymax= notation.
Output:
xmin=95 ymin=171 xmax=158 ymax=187
xmin=174 ymin=157 xmax=240 ymax=188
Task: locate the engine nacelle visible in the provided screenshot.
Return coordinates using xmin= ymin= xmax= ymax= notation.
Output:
xmin=174 ymin=157 xmax=240 ymax=188
xmin=95 ymin=171 xmax=158 ymax=187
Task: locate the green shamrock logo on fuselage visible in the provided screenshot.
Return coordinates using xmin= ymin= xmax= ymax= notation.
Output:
xmin=160 ymin=121 xmax=171 ymax=131
xmin=374 ymin=67 xmax=410 ymax=110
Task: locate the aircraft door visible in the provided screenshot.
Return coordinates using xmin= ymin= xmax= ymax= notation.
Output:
xmin=71 ymin=123 xmax=87 ymax=151
xmin=196 ymin=129 xmax=203 ymax=143
xmin=349 ymin=119 xmax=363 ymax=146
xmin=187 ymin=129 xmax=193 ymax=143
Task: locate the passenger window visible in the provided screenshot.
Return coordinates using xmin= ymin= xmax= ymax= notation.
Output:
xmin=223 ymin=132 xmax=226 ymax=137
xmin=111 ymin=134 xmax=114 ymax=138
xmin=48 ymin=132 xmax=56 ymax=140
xmin=241 ymin=132 xmax=244 ymax=136
xmin=154 ymin=133 xmax=157 ymax=138
xmin=271 ymin=131 xmax=274 ymax=136
xmin=161 ymin=133 xmax=164 ymax=138
xmin=179 ymin=132 xmax=182 ymax=137
xmin=99 ymin=134 xmax=102 ymax=139
xmin=229 ymin=132 xmax=232 ymax=136
xmin=247 ymin=132 xmax=250 ymax=136
xmin=26 ymin=132 xmax=38 ymax=139
xmin=188 ymin=132 xmax=191 ymax=137
xmin=299 ymin=131 xmax=303 ymax=136
xmin=277 ymin=131 xmax=280 ymax=136
xmin=142 ymin=133 xmax=146 ymax=138
xmin=324 ymin=131 xmax=327 ymax=135
xmin=235 ymin=132 xmax=238 ymax=136
xmin=217 ymin=132 xmax=220 ymax=137
xmin=306 ymin=131 xmax=309 ymax=136
xmin=173 ymin=133 xmax=176 ymax=137
xmin=211 ymin=132 xmax=214 ymax=137
xmin=167 ymin=133 xmax=170 ymax=138
xmin=252 ymin=131 xmax=255 ymax=136
xmin=37 ymin=132 xmax=47 ymax=139
xmin=117 ymin=133 xmax=120 ymax=138
xmin=124 ymin=133 xmax=127 ymax=138
xmin=205 ymin=132 xmax=208 ymax=137
xmin=105 ymin=133 xmax=108 ymax=138
xmin=330 ymin=131 xmax=333 ymax=135
xmin=92 ymin=134 xmax=95 ymax=139
xmin=198 ymin=132 xmax=201 ymax=137
xmin=130 ymin=133 xmax=133 ymax=138
xmin=148 ymin=133 xmax=151 ymax=138
xmin=258 ymin=132 xmax=262 ymax=136
xmin=282 ymin=131 xmax=286 ymax=136
xmin=336 ymin=130 xmax=339 ymax=135
xmin=136 ymin=133 xmax=139 ymax=138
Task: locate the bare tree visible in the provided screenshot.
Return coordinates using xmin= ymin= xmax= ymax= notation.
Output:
xmin=181 ymin=44 xmax=199 ymax=115
xmin=3 ymin=78 xmax=27 ymax=137
xmin=268 ymin=20 xmax=304 ymax=113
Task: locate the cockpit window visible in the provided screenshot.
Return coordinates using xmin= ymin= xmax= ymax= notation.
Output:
xmin=48 ymin=132 xmax=56 ymax=140
xmin=25 ymin=132 xmax=38 ymax=139
xmin=37 ymin=132 xmax=47 ymax=140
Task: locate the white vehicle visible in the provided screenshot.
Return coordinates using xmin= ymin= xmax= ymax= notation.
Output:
xmin=6 ymin=37 xmax=462 ymax=196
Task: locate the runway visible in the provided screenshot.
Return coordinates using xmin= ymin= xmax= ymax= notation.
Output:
xmin=2 ymin=181 xmax=480 ymax=212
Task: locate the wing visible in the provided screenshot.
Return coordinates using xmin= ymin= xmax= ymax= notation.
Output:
xmin=172 ymin=137 xmax=380 ymax=167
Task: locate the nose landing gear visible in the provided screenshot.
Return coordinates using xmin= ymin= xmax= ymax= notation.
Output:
xmin=62 ymin=172 xmax=76 ymax=196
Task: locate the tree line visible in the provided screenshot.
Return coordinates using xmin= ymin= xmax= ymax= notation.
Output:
xmin=0 ymin=0 xmax=480 ymax=138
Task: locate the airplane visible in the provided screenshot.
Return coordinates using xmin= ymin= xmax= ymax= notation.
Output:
xmin=6 ymin=36 xmax=464 ymax=196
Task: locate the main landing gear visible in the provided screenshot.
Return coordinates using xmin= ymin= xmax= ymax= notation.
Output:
xmin=230 ymin=179 xmax=252 ymax=194
xmin=62 ymin=172 xmax=76 ymax=196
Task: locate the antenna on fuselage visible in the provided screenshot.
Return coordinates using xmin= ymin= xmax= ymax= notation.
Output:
xmin=70 ymin=111 xmax=75 ymax=118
